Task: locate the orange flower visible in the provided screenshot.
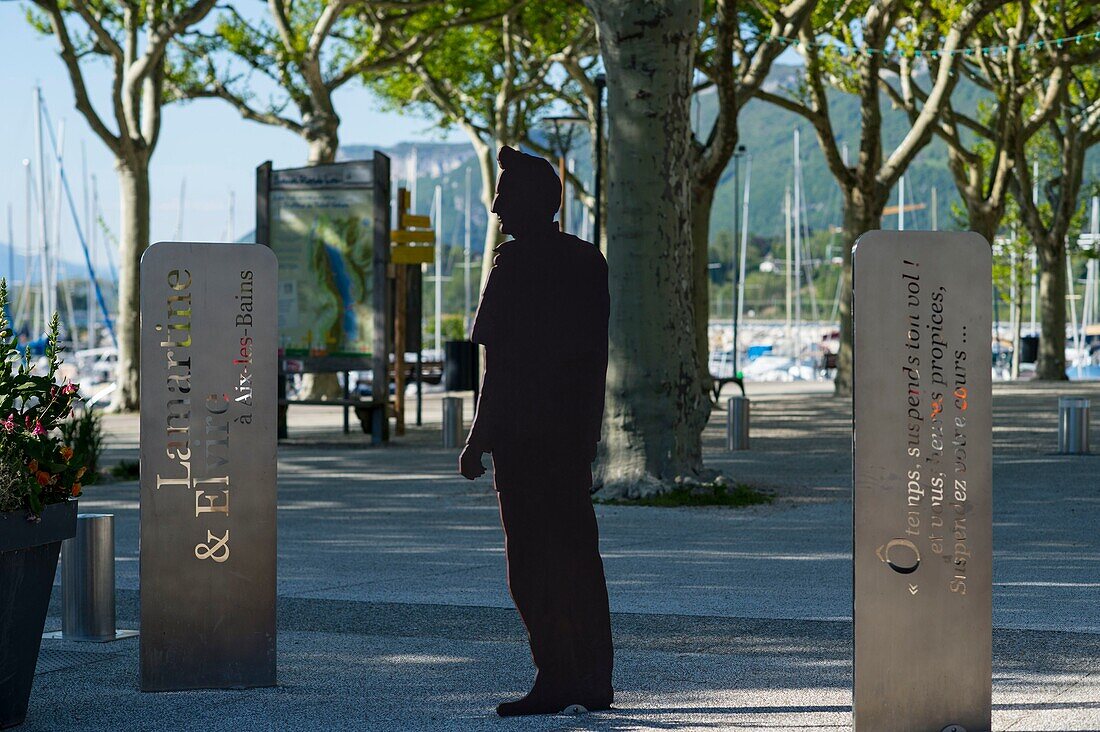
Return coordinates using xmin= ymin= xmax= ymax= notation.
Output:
xmin=27 ymin=459 xmax=38 ymax=473
xmin=61 ymin=446 xmax=74 ymax=462
xmin=75 ymin=466 xmax=87 ymax=480
xmin=71 ymin=482 xmax=82 ymax=497
xmin=36 ymin=471 xmax=51 ymax=486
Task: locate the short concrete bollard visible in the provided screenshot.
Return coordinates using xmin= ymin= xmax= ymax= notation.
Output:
xmin=1058 ymin=397 xmax=1090 ymax=454
xmin=727 ymin=396 xmax=750 ymax=451
xmin=442 ymin=396 xmax=464 ymax=449
xmin=61 ymin=514 xmax=116 ymax=641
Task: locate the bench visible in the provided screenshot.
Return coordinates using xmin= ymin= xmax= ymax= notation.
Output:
xmin=277 ymin=396 xmax=389 ymax=442
xmin=712 ymin=375 xmax=746 ymax=402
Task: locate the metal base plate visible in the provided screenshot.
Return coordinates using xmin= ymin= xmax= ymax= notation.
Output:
xmin=42 ymin=629 xmax=139 ymax=642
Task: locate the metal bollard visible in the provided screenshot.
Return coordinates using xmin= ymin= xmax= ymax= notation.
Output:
xmin=726 ymin=396 xmax=750 ymax=451
xmin=61 ymin=514 xmax=116 ymax=641
xmin=1058 ymin=397 xmax=1090 ymax=454
xmin=442 ymin=396 xmax=464 ymax=449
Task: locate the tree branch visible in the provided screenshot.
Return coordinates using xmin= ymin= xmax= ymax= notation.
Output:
xmin=34 ymin=0 xmax=121 ymax=155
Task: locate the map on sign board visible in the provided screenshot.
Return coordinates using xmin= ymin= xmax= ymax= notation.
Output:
xmin=270 ymin=187 xmax=374 ymax=357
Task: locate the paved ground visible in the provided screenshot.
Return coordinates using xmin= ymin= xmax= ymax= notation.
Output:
xmin=24 ymin=381 xmax=1100 ymax=731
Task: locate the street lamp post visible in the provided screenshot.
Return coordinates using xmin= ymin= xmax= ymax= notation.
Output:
xmin=731 ymin=144 xmax=747 ymax=376
xmin=594 ymin=73 xmax=606 ymax=248
xmin=543 ymin=115 xmax=587 ymax=234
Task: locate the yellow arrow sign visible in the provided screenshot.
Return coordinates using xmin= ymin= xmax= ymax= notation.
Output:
xmin=401 ymin=214 xmax=432 ymax=228
xmin=391 ymin=230 xmax=436 ymax=244
xmin=392 ymin=245 xmax=435 ymax=264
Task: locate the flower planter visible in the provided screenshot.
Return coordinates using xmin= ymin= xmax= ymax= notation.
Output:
xmin=0 ymin=500 xmax=77 ymax=729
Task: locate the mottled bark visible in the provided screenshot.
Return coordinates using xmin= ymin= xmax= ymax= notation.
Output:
xmin=473 ymin=138 xmax=505 ymax=294
xmin=837 ymin=188 xmax=887 ymax=397
xmin=964 ymin=202 xmax=1001 ymax=247
xmin=691 ymin=184 xmax=716 ymax=405
xmin=1035 ymin=237 xmax=1067 ymax=379
xmin=586 ymin=0 xmax=707 ymax=497
xmin=112 ymin=156 xmax=150 ymax=411
xmin=305 ymin=115 xmax=339 ymax=166
xmin=300 ymin=119 xmax=344 ymax=400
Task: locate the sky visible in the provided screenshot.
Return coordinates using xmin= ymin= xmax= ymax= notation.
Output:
xmin=0 ymin=5 xmax=464 ymax=272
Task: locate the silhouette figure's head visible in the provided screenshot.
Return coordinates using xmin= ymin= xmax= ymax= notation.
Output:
xmin=492 ymin=146 xmax=562 ymax=237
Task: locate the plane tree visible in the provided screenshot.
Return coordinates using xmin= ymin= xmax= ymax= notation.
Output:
xmin=27 ymin=0 xmax=221 ymax=410
xmin=756 ymin=0 xmax=1008 ymax=396
xmin=368 ymin=0 xmax=598 ymax=292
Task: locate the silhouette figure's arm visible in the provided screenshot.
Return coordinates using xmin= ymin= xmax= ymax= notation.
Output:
xmin=465 ymin=250 xmax=508 ymax=454
xmin=466 ymin=364 xmax=496 ymax=454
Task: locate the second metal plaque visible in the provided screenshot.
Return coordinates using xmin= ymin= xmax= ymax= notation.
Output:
xmin=140 ymin=241 xmax=277 ymax=691
xmin=853 ymin=231 xmax=992 ymax=732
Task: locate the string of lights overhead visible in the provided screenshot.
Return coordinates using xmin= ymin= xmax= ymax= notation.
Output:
xmin=763 ymin=28 xmax=1100 ymax=60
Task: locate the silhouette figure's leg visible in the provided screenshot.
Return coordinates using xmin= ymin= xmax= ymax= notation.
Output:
xmin=556 ymin=462 xmax=613 ymax=700
xmin=494 ymin=450 xmax=613 ymax=713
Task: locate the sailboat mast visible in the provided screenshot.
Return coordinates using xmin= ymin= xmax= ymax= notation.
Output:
xmin=793 ymin=129 xmax=803 ymax=362
xmin=174 ymin=178 xmax=186 ymax=240
xmin=18 ymin=160 xmax=32 ymax=327
xmin=463 ymin=166 xmax=471 ymax=337
xmin=785 ymin=186 xmax=792 ymax=347
xmin=736 ymin=154 xmax=751 ymax=365
xmin=434 ymin=184 xmax=442 ymax=355
xmin=898 ymin=176 xmax=906 ymax=232
xmin=83 ymin=140 xmax=95 ymax=350
xmin=35 ymin=86 xmax=50 ymax=334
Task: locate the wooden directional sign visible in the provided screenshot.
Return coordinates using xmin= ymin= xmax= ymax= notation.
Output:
xmin=391 ymin=185 xmax=435 ymax=265
xmin=853 ymin=231 xmax=992 ymax=732
xmin=139 ymin=241 xmax=277 ymax=691
xmin=391 ymin=229 xmax=437 ymax=244
xmin=402 ymin=213 xmax=432 ymax=228
xmin=391 ymin=245 xmax=436 ymax=265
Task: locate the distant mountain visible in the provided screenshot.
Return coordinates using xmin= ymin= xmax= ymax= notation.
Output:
xmin=337 ymin=63 xmax=1100 ymax=252
xmin=339 ymin=143 xmax=486 ymax=254
xmin=0 ymin=241 xmax=91 ymax=283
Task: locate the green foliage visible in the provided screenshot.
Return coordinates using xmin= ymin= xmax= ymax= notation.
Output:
xmin=424 ymin=313 xmax=467 ymax=343
xmin=110 ymin=459 xmax=140 ymax=481
xmin=0 ymin=279 xmax=88 ymax=515
xmin=59 ymin=408 xmax=105 ymax=486
xmin=594 ymin=481 xmax=774 ymax=508
xmin=368 ymin=0 xmax=596 ymax=142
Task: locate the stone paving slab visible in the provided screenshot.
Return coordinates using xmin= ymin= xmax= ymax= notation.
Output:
xmin=29 ymin=380 xmax=1100 ymax=729
xmin=30 ymin=595 xmax=1100 ymax=731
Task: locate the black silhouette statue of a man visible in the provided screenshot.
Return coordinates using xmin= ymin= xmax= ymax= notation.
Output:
xmin=459 ymin=146 xmax=613 ymax=716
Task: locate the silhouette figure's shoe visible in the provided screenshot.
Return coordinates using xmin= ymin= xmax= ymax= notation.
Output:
xmin=495 ymin=691 xmax=612 ymax=717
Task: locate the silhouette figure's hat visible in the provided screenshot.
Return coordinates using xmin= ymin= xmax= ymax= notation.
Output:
xmin=497 ymin=146 xmax=562 ymax=219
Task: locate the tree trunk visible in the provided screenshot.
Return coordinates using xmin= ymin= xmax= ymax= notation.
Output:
xmin=1035 ymin=235 xmax=1068 ymax=380
xmin=586 ymin=0 xmax=707 ymax=497
xmin=691 ymin=181 xmax=715 ymax=416
xmin=306 ymin=115 xmax=340 ymax=166
xmin=111 ymin=156 xmax=150 ymax=411
xmin=473 ymin=139 xmax=504 ymax=295
xmin=300 ymin=127 xmax=346 ymax=400
xmin=836 ymin=188 xmax=883 ymax=397
xmin=965 ymin=203 xmax=1001 ymax=247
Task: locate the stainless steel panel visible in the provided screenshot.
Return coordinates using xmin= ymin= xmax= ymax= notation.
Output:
xmin=1057 ymin=397 xmax=1090 ymax=454
xmin=442 ymin=396 xmax=463 ymax=449
xmin=853 ymin=231 xmax=992 ymax=732
xmin=61 ymin=514 xmax=116 ymax=641
xmin=726 ymin=396 xmax=750 ymax=451
xmin=139 ymin=242 xmax=277 ymax=691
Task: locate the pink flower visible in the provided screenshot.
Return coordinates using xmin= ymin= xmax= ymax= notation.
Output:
xmin=31 ymin=421 xmax=45 ymax=436
xmin=62 ymin=382 xmax=79 ymax=395
xmin=1 ymin=414 xmax=14 ymax=433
